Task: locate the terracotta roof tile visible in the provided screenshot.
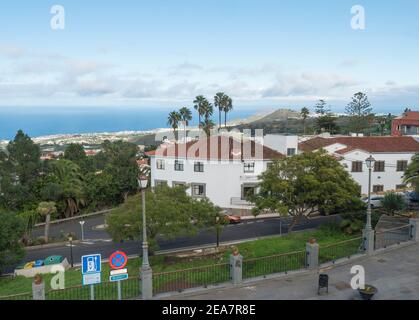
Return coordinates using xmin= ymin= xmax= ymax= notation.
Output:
xmin=145 ymin=136 xmax=284 ymax=160
xmin=299 ymin=136 xmax=419 ymax=154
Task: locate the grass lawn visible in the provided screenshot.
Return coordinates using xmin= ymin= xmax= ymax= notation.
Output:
xmin=0 ymin=226 xmax=359 ymax=299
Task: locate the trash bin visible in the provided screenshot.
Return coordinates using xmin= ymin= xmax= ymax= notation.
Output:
xmin=44 ymin=256 xmax=64 ymax=266
xmin=318 ymin=274 xmax=329 ymax=295
xmin=34 ymin=260 xmax=44 ymax=268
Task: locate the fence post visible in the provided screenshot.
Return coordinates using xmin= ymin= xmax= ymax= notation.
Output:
xmin=230 ymin=247 xmax=243 ymax=285
xmin=306 ymin=238 xmax=319 ymax=270
xmin=32 ymin=275 xmax=45 ymax=300
xmin=363 ymin=229 xmax=375 ymax=254
xmin=409 ymin=218 xmax=419 ymax=241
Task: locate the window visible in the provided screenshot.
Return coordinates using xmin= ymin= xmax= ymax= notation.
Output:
xmin=287 ymin=148 xmax=296 ymax=156
xmin=194 ymin=162 xmax=204 ymax=172
xmin=396 ymin=184 xmax=407 ymax=190
xmin=242 ymin=185 xmax=256 ymax=200
xmin=156 ymin=159 xmax=165 ymax=170
xmin=191 ymin=183 xmax=206 ymax=197
xmin=351 ymin=161 xmax=363 ymax=172
xmin=397 ymin=160 xmax=408 ymax=172
xmin=154 ymin=180 xmax=167 ymax=189
xmin=373 ymin=185 xmax=384 ymax=193
xmin=374 ymin=161 xmax=385 ymax=172
xmin=173 ymin=181 xmax=186 ymax=188
xmin=244 ymin=162 xmax=255 ymax=173
xmin=174 ymin=160 xmax=184 ymax=171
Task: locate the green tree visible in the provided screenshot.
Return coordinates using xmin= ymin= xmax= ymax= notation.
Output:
xmin=380 ymin=192 xmax=407 ymax=216
xmin=251 ymin=150 xmax=363 ymax=232
xmin=193 ymin=95 xmax=208 ymax=130
xmin=0 ymin=211 xmax=25 ymax=274
xmin=167 ymin=111 xmax=181 ymax=140
xmin=214 ymin=92 xmax=228 ymax=130
xmin=404 ymin=154 xmax=419 ymax=192
xmin=36 ymin=201 xmax=57 ymax=243
xmin=42 ymin=160 xmax=85 ymax=218
xmin=224 ymin=96 xmax=233 ymax=128
xmin=315 ymin=99 xmax=330 ymax=115
xmin=106 ymin=186 xmax=220 ymax=251
xmin=300 ymin=107 xmax=310 ymax=135
xmin=345 ymin=92 xmax=373 ymax=134
xmin=64 ymin=144 xmax=89 ymax=172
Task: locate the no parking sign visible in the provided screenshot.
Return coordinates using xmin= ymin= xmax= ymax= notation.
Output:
xmin=109 ymin=251 xmax=128 ymax=270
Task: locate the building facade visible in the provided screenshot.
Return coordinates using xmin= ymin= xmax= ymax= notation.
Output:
xmin=392 ymin=111 xmax=419 ymax=137
xmin=147 ymin=135 xmax=297 ymax=213
xmin=299 ymin=136 xmax=419 ymax=194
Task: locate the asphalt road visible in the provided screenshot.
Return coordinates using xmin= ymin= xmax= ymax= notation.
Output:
xmin=16 ymin=214 xmax=339 ymax=274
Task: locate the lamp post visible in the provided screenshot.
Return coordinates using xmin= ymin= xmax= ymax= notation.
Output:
xmin=137 ymin=174 xmax=152 ymax=299
xmin=364 ymin=155 xmax=376 ymax=253
xmin=68 ymin=236 xmax=74 ymax=268
xmin=79 ymin=221 xmax=85 ymax=241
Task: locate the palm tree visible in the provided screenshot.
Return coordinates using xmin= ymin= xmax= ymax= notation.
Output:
xmin=47 ymin=160 xmax=85 ymax=218
xmin=179 ymin=107 xmax=192 ymax=142
xmin=167 ymin=111 xmax=181 ymax=140
xmin=300 ymin=107 xmax=310 ymax=135
xmin=223 ymin=96 xmax=233 ymax=128
xmin=214 ymin=92 xmax=227 ymax=130
xmin=36 ymin=201 xmax=57 ymax=243
xmin=193 ymin=96 xmax=207 ymax=130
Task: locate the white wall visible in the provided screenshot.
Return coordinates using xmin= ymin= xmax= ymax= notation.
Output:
xmin=150 ymin=156 xmax=269 ymax=208
xmin=264 ymin=135 xmax=298 ymax=155
xmin=338 ymin=150 xmax=413 ymax=194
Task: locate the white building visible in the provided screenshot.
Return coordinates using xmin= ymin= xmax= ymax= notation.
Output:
xmin=146 ymin=135 xmax=298 ymax=214
xmin=299 ymin=136 xmax=419 ymax=194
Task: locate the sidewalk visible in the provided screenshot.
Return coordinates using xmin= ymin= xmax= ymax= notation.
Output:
xmin=165 ymin=243 xmax=419 ymax=300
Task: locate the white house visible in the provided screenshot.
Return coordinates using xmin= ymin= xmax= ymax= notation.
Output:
xmin=146 ymin=134 xmax=298 ymax=214
xmin=299 ymin=136 xmax=419 ymax=194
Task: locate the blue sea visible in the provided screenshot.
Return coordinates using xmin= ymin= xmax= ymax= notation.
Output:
xmin=0 ymin=106 xmax=263 ymax=140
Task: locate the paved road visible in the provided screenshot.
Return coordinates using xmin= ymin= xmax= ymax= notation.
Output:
xmin=17 ymin=215 xmax=338 ymax=272
xmin=167 ymin=242 xmax=419 ymax=300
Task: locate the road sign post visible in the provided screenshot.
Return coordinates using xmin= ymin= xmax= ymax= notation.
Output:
xmin=109 ymin=251 xmax=129 ymax=300
xmin=81 ymin=254 xmax=102 ymax=300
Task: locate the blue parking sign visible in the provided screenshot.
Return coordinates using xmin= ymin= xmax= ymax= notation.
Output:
xmin=81 ymin=254 xmax=101 ymax=275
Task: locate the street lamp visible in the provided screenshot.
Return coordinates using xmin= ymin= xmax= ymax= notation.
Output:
xmin=365 ymin=155 xmax=376 ymax=232
xmin=137 ymin=174 xmax=152 ymax=299
xmin=68 ymin=236 xmax=74 ymax=268
xmin=79 ymin=221 xmax=85 ymax=241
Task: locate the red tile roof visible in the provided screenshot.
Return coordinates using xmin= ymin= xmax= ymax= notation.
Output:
xmin=299 ymin=136 xmax=419 ymax=154
xmin=146 ymin=136 xmax=284 ymax=160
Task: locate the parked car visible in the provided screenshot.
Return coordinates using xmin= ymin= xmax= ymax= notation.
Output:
xmin=223 ymin=214 xmax=242 ymax=224
xmin=407 ymin=191 xmax=419 ymax=203
xmin=362 ymin=196 xmax=384 ymax=208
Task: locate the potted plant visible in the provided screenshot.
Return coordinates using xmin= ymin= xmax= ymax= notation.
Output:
xmin=358 ymin=285 xmax=378 ymax=300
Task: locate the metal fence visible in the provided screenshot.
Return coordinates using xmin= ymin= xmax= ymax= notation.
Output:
xmin=0 ymin=292 xmax=33 ymax=300
xmin=375 ymin=225 xmax=412 ymax=250
xmin=243 ymin=250 xmax=306 ymax=279
xmin=152 ymin=263 xmax=230 ymax=295
xmin=319 ymin=237 xmax=364 ymax=264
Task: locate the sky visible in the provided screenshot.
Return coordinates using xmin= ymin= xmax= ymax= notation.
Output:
xmin=0 ymin=0 xmax=419 ymax=113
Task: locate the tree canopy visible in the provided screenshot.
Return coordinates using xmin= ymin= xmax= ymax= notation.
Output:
xmin=0 ymin=211 xmax=25 ymax=274
xmin=251 ymin=150 xmax=364 ymax=231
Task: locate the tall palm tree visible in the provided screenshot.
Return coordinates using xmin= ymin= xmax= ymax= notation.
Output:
xmin=300 ymin=107 xmax=310 ymax=135
xmin=214 ymin=92 xmax=227 ymax=130
xmin=167 ymin=111 xmax=181 ymax=140
xmin=224 ymin=96 xmax=233 ymax=128
xmin=193 ymin=95 xmax=207 ymax=130
xmin=179 ymin=107 xmax=192 ymax=142
xmin=36 ymin=201 xmax=57 ymax=243
xmin=200 ymin=101 xmax=214 ymax=137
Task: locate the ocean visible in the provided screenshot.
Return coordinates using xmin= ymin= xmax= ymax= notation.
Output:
xmin=0 ymin=106 xmax=262 ymax=140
